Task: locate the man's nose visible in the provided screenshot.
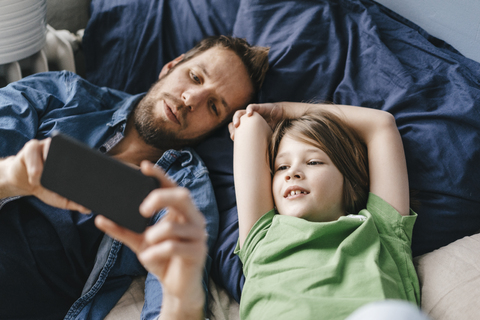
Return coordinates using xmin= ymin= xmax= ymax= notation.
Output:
xmin=182 ymin=88 xmax=210 ymax=111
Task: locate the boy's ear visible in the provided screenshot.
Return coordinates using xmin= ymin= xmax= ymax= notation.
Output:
xmin=159 ymin=54 xmax=185 ymax=79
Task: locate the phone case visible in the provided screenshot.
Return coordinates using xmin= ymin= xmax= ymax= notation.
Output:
xmin=41 ymin=133 xmax=159 ymax=233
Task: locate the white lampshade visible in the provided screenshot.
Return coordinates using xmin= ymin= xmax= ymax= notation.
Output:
xmin=0 ymin=0 xmax=47 ymax=64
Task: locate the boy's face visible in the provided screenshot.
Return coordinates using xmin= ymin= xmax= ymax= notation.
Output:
xmin=134 ymin=47 xmax=254 ymax=150
xmin=272 ymin=135 xmax=345 ymax=222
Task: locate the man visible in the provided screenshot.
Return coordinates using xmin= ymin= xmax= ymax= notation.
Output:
xmin=0 ymin=35 xmax=269 ymax=319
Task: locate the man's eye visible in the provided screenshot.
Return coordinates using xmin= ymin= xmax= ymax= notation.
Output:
xmin=210 ymin=102 xmax=218 ymax=115
xmin=190 ymin=71 xmax=200 ymax=83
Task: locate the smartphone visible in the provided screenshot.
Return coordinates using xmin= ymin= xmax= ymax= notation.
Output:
xmin=41 ymin=132 xmax=160 ymax=233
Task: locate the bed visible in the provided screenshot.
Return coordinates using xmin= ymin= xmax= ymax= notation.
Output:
xmin=77 ymin=0 xmax=480 ymax=319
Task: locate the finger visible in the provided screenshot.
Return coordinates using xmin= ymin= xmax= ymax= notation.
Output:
xmin=31 ymin=180 xmax=92 ymax=213
xmin=144 ymin=219 xmax=206 ymax=246
xmin=248 ymin=103 xmax=277 ymax=117
xmin=232 ymin=110 xmax=246 ymax=127
xmin=66 ymin=200 xmax=91 ymax=214
xmin=51 ymin=191 xmax=91 ymax=213
xmin=140 ymin=161 xmax=176 ymax=189
xmin=139 ymin=239 xmax=207 ymax=267
xmin=228 ymin=122 xmax=235 ymax=141
xmin=245 ymin=104 xmax=256 ymax=115
xmin=22 ymin=140 xmax=45 ymax=186
xmin=94 ymin=215 xmax=143 ymax=253
xmin=41 ymin=138 xmax=51 ymax=161
xmin=140 ymin=187 xmax=205 ymax=227
xmin=140 ymin=188 xmax=202 ymax=225
xmin=269 ymin=103 xmax=283 ymax=120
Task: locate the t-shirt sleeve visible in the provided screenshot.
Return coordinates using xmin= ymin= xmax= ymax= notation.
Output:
xmin=234 ymin=209 xmax=275 ymax=267
xmin=364 ymin=192 xmax=417 ymax=244
xmin=364 ymin=193 xmax=420 ymax=305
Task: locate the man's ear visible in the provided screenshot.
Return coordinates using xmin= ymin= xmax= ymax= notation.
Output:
xmin=159 ymin=54 xmax=185 ymax=79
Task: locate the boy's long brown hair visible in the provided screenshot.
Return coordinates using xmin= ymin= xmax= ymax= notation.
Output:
xmin=270 ymin=110 xmax=370 ymax=214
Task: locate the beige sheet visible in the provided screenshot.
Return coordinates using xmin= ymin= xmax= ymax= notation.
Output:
xmin=106 ymin=233 xmax=480 ymax=320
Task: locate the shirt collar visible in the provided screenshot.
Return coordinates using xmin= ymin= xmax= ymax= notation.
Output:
xmin=107 ymin=93 xmax=146 ymax=129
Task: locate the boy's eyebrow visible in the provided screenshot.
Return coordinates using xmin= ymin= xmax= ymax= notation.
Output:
xmin=198 ymin=63 xmax=231 ymax=113
xmin=275 ymin=148 xmax=326 ymax=160
xmin=274 ymin=152 xmax=288 ymax=162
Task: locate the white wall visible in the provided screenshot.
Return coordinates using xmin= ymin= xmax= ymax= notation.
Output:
xmin=374 ymin=0 xmax=480 ymax=63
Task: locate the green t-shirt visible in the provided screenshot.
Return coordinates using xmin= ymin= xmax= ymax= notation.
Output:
xmin=235 ymin=193 xmax=420 ymax=320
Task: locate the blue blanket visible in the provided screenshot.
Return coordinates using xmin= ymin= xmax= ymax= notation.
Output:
xmin=83 ymin=0 xmax=480 ymax=302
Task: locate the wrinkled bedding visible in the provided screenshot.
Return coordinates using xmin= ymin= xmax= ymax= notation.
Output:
xmin=83 ymin=0 xmax=480 ymax=303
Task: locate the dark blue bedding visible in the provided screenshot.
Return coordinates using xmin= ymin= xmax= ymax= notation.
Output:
xmin=83 ymin=0 xmax=480 ymax=303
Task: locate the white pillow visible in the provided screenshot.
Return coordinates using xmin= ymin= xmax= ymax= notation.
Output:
xmin=414 ymin=233 xmax=480 ymax=320
xmin=104 ymin=276 xmax=145 ymax=320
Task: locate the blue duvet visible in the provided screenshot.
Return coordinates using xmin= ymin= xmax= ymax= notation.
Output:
xmin=83 ymin=0 xmax=480 ymax=302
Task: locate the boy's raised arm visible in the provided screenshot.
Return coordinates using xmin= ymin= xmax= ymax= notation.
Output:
xmin=229 ymin=112 xmax=275 ymax=248
xmin=237 ymin=102 xmax=410 ymax=216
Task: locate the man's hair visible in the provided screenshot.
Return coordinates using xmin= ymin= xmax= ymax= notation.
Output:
xmin=269 ymin=110 xmax=369 ymax=214
xmin=182 ymin=35 xmax=270 ymax=98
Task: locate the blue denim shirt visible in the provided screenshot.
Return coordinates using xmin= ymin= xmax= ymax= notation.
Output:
xmin=0 ymin=71 xmax=219 ymax=320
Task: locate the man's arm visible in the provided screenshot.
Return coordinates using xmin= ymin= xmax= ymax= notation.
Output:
xmin=0 ymin=139 xmax=48 ymax=199
xmin=0 ymin=72 xmax=90 ymax=212
xmin=0 ymin=72 xmax=75 ymax=158
xmin=0 ymin=138 xmax=89 ymax=212
xmin=0 ymin=76 xmax=49 ymax=199
xmin=96 ymin=161 xmax=207 ymax=320
xmin=136 ymin=148 xmax=219 ymax=319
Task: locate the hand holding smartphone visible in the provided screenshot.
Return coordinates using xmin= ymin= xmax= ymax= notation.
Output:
xmin=41 ymin=132 xmax=160 ymax=233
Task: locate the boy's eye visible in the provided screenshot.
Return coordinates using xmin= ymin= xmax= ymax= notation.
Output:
xmin=308 ymin=160 xmax=323 ymax=165
xmin=277 ymin=165 xmax=288 ymax=171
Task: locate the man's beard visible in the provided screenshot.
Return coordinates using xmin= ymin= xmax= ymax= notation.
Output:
xmin=132 ymin=80 xmax=208 ymax=151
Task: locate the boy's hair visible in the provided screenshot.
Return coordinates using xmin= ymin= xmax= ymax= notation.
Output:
xmin=181 ymin=35 xmax=270 ymax=99
xmin=270 ymin=110 xmax=369 ymax=214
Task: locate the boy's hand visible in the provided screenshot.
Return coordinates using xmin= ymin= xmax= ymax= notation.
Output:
xmin=232 ymin=103 xmax=286 ymax=131
xmin=229 ymin=102 xmax=288 ymax=141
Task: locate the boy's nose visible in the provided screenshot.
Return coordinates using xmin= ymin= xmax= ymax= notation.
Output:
xmin=285 ymin=168 xmax=304 ymax=181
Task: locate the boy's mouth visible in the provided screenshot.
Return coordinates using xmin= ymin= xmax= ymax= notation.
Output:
xmin=284 ymin=187 xmax=309 ymax=198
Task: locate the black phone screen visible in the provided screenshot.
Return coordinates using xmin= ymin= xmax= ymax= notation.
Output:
xmin=41 ymin=133 xmax=159 ymax=233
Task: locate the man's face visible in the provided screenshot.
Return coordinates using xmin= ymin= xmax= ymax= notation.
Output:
xmin=134 ymin=47 xmax=254 ymax=150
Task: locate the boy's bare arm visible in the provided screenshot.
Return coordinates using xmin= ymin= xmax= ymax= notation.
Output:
xmin=229 ymin=112 xmax=275 ymax=248
xmin=236 ymin=102 xmax=410 ymax=216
